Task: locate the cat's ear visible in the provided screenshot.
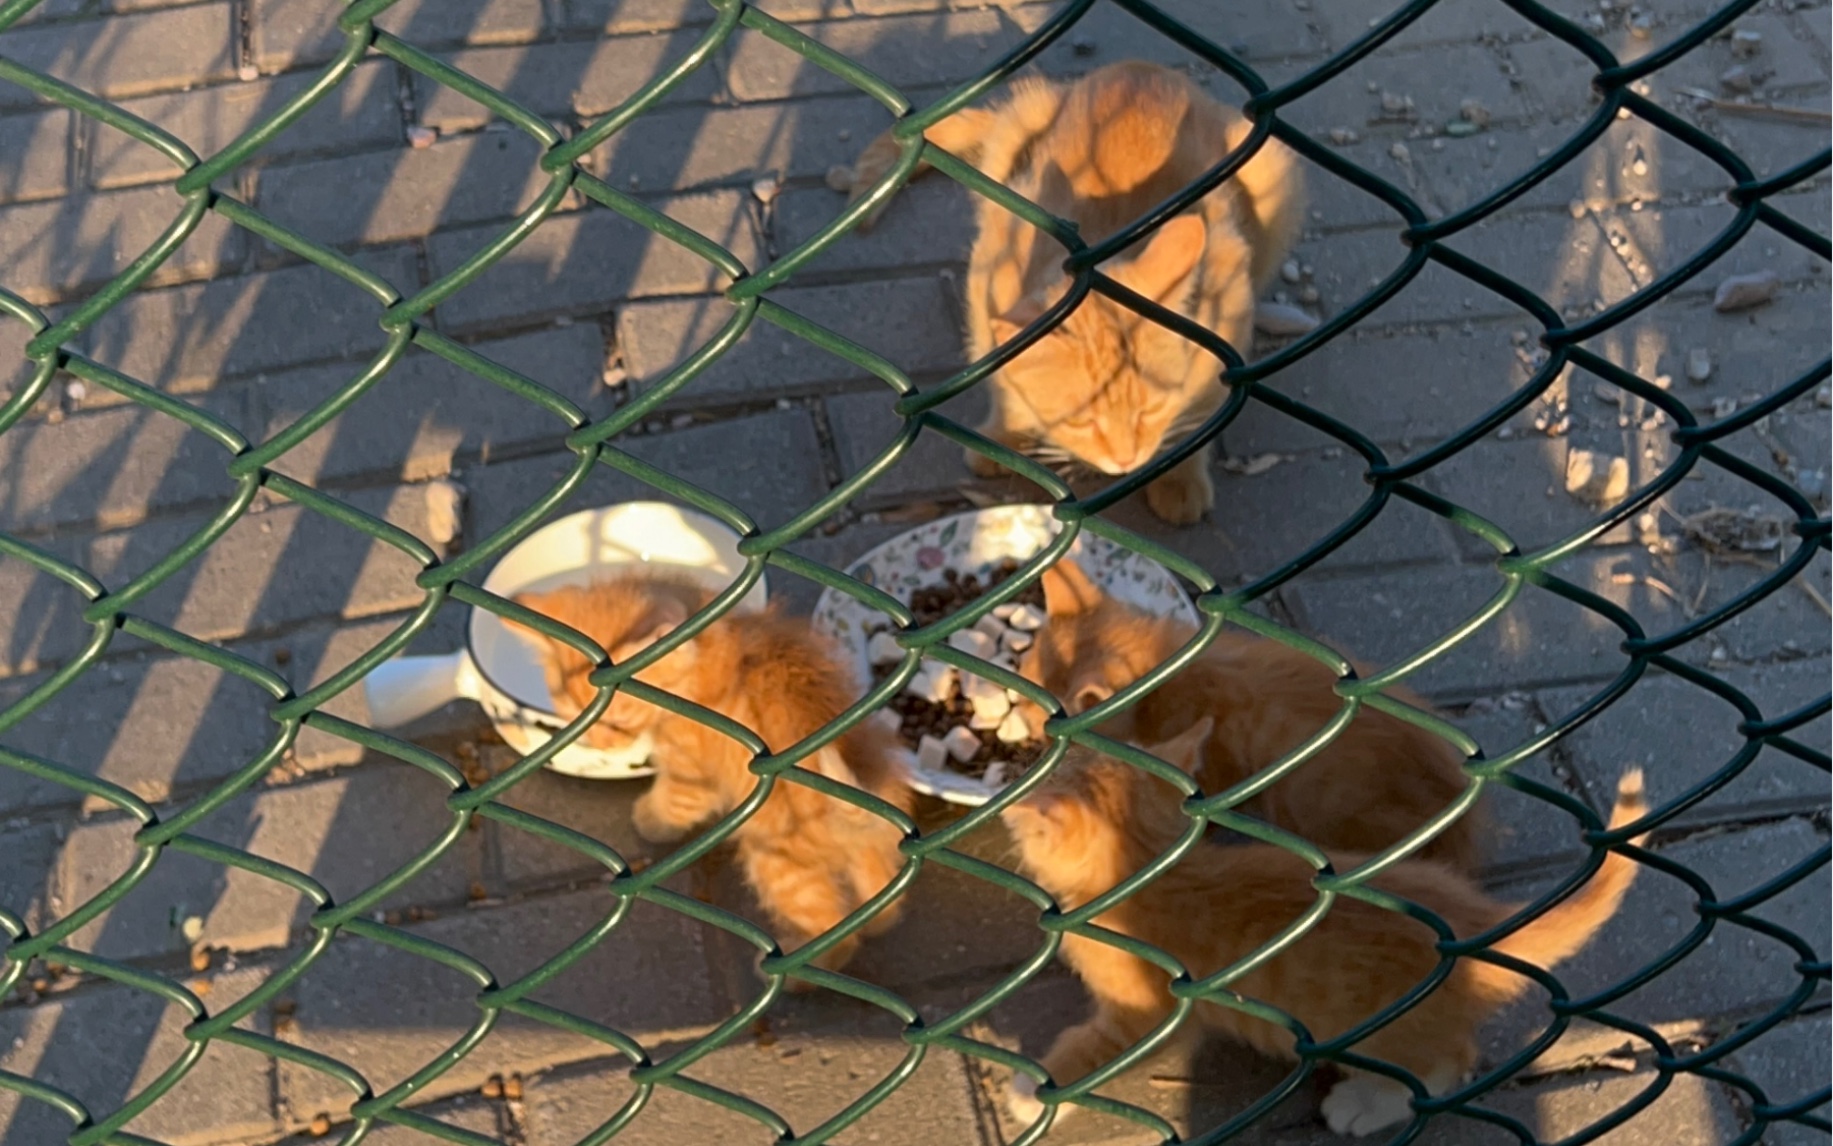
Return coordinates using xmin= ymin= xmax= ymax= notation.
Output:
xmin=990 ymin=293 xmax=1051 ymax=347
xmin=637 ymin=595 xmax=691 ymax=649
xmin=1068 ymin=679 xmax=1114 ymax=715
xmin=1123 ymin=214 xmax=1206 ymax=302
xmin=1040 ymin=559 xmax=1105 ymax=617
xmin=1150 ymin=716 xmax=1215 ymax=775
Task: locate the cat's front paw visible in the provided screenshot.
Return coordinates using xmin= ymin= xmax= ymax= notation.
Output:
xmin=631 ymin=794 xmax=692 ymax=844
xmin=1004 ymin=1073 xmax=1047 ymax=1125
xmin=1145 ymin=465 xmax=1214 ymax=525
xmin=1320 ymin=1076 xmax=1414 ymax=1137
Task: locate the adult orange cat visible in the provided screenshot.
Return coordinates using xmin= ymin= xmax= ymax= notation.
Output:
xmin=1015 ymin=558 xmax=1482 ymax=869
xmin=847 ymin=61 xmax=1303 ymax=524
xmin=510 ymin=572 xmax=912 ymax=980
xmin=1002 ymin=721 xmax=1647 ymax=1136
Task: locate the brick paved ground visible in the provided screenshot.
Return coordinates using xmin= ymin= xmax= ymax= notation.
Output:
xmin=0 ymin=0 xmax=1828 ymax=1143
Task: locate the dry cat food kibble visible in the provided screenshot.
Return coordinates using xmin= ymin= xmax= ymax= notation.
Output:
xmin=866 ymin=558 xmax=1050 ymax=782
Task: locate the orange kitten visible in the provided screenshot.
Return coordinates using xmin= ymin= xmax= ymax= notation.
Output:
xmin=1002 ymin=721 xmax=1647 ymax=1136
xmin=511 ymin=572 xmax=913 ymax=979
xmin=1016 ymin=560 xmax=1482 ymax=869
xmin=848 ymin=61 xmax=1304 ymax=524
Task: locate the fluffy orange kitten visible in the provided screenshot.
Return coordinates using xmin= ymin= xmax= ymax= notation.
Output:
xmin=511 ymin=573 xmax=913 ymax=979
xmin=848 ymin=61 xmax=1304 ymax=524
xmin=1002 ymin=720 xmax=1647 ymax=1136
xmin=1016 ymin=560 xmax=1482 ymax=869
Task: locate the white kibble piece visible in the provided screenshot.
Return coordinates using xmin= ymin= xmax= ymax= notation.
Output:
xmin=1565 ymin=449 xmax=1631 ymax=505
xmin=916 ymin=734 xmax=949 ymax=773
xmin=1006 ymin=604 xmax=1046 ymax=632
xmin=1713 ymin=271 xmax=1779 ymax=312
xmin=1280 ymin=259 xmax=1302 ymax=284
xmin=974 ymin=613 xmax=1008 ymax=641
xmin=825 ymin=164 xmax=854 ymax=193
xmin=970 ymin=689 xmax=1012 ymax=723
xmin=982 ymin=762 xmax=1009 ymax=787
xmin=866 ymin=630 xmax=904 ymax=667
xmin=992 ymin=603 xmax=1019 ymax=621
xmin=1002 ymin=629 xmax=1033 ymax=653
xmin=181 ymin=915 xmax=205 ymax=943
xmin=63 ymin=380 xmax=86 ymax=403
xmin=907 ymin=663 xmax=957 ymax=704
xmin=947 ymin=629 xmax=996 ymax=659
xmin=962 ymin=673 xmax=1005 ymax=703
xmin=969 ymin=706 xmax=1003 ymax=731
xmin=406 ymin=125 xmax=437 ymax=150
xmin=423 ymin=480 xmax=466 ymax=546
xmin=751 ymin=175 xmax=781 ymax=204
xmin=996 ymin=711 xmax=1031 ymax=744
xmin=943 ymin=725 xmax=981 ymax=763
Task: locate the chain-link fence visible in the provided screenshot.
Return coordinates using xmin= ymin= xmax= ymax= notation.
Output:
xmin=1 ymin=0 xmax=1828 ymax=1142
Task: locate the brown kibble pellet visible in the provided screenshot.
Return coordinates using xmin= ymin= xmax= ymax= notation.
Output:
xmin=189 ymin=946 xmax=211 ymax=973
xmin=503 ymin=1075 xmax=523 ymax=1101
xmin=482 ymin=1076 xmax=503 ymax=1099
xmin=273 ymin=647 xmax=291 ymax=666
xmin=309 ymin=1114 xmax=332 ymax=1137
xmin=190 ymin=978 xmax=212 ymax=997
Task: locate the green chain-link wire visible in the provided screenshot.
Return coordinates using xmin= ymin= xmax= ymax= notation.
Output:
xmin=1 ymin=0 xmax=1827 ymax=1141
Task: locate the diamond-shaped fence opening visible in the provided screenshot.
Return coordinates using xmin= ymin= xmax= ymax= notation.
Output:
xmin=0 ymin=0 xmax=1827 ymax=1143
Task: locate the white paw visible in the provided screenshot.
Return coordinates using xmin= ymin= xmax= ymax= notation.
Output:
xmin=1321 ymin=1076 xmax=1415 ymax=1137
xmin=1005 ymin=1073 xmax=1046 ymax=1124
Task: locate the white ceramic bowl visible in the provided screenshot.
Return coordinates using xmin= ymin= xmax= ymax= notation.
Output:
xmin=362 ymin=502 xmax=767 ymax=779
xmin=811 ymin=505 xmax=1198 ymax=805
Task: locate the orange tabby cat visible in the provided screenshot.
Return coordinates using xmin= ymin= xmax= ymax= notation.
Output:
xmin=1015 ymin=559 xmax=1482 ymax=869
xmin=510 ymin=572 xmax=913 ymax=979
xmin=1002 ymin=720 xmax=1647 ymax=1136
xmin=847 ymin=61 xmax=1304 ymax=524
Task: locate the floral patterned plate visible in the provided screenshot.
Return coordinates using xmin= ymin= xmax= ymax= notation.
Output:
xmin=811 ymin=505 xmax=1200 ymax=806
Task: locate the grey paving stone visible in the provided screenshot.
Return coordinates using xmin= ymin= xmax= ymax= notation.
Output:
xmin=464 ymin=407 xmax=829 ymax=542
xmin=1024 ymin=0 xmax=1319 ymax=77
xmin=0 ymin=969 xmax=278 ymax=1146
xmin=1417 ymin=434 xmax=1636 ymax=559
xmin=1487 ymin=817 xmax=1828 ymax=1061
xmin=414 ymin=33 xmax=721 ymax=134
xmin=0 ymin=608 xmax=464 ymax=816
xmin=523 ymin=1022 xmax=984 ymax=1146
xmin=250 ymin=132 xmax=557 ymax=252
xmin=1285 ymin=553 xmax=1669 ymax=698
xmin=774 ymin=179 xmax=974 ymax=276
xmin=1542 ymin=658 xmax=1831 ymax=827
xmin=0 ymin=5 xmax=236 ymax=112
xmin=256 ymin=323 xmax=608 ymax=486
xmin=823 ymin=386 xmax=986 ymax=504
xmin=0 ymin=108 xmax=71 ymax=204
xmin=1291 ymin=210 xmax=1633 ymax=329
xmin=1604 ymin=199 xmax=1828 ymax=295
xmin=1729 ymin=1010 xmax=1831 ymax=1146
xmin=90 ymin=61 xmax=401 ymax=190
xmin=560 ymin=0 xmax=715 ymax=33
xmin=0 ymin=187 xmax=244 ymax=304
xmin=722 ymin=7 xmax=1019 ymax=103
xmin=273 ymin=1095 xmax=503 ymax=1146
xmin=586 ymin=94 xmax=895 ymax=194
xmin=772 ymin=514 xmax=911 ymax=618
xmin=1475 ymin=1064 xmax=1744 ymax=1146
xmin=426 ymin=192 xmax=756 ymax=333
xmin=75 ymin=246 xmax=421 ymax=392
xmin=277 ymin=886 xmax=734 ymax=1115
xmin=619 ymin=276 xmax=961 ymax=400
xmin=1410 ymin=116 xmax=1738 ymax=221
xmin=1297 ymin=133 xmax=1444 ymax=233
xmin=1260 ymin=43 xmax=1526 ymax=143
xmin=489 ymin=764 xmax=650 ymax=889
xmin=253 ymin=0 xmax=546 ymax=71
xmin=0 ymin=476 xmax=436 ymax=677
xmin=1451 ymin=697 xmax=1596 ymax=875
xmin=0 ymin=384 xmax=251 ymax=533
xmin=0 ymin=819 xmax=58 ymax=934
xmin=55 ymin=759 xmax=486 ymax=961
xmin=1308 ymin=0 xmax=1547 ymax=50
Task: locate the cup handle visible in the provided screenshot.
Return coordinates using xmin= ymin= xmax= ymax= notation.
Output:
xmin=363 ymin=650 xmax=478 ymax=728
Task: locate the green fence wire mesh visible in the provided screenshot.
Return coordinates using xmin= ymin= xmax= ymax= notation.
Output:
xmin=0 ymin=0 xmax=1828 ymax=1143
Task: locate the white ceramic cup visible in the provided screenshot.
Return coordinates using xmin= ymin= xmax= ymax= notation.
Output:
xmin=362 ymin=502 xmax=767 ymax=779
